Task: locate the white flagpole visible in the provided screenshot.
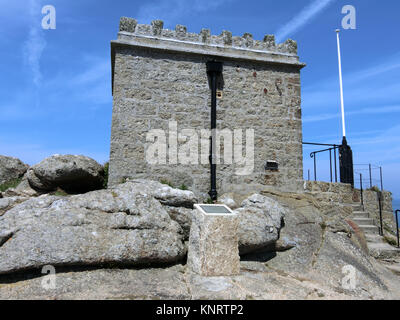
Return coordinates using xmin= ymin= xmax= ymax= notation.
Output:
xmin=336 ymin=29 xmax=346 ymax=138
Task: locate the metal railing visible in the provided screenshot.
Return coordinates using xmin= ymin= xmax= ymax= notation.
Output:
xmin=377 ymin=191 xmax=384 ymax=236
xmin=353 ymin=164 xmax=383 ymax=191
xmin=358 ymin=173 xmax=365 ymax=211
xmin=395 ymin=210 xmax=399 ymax=248
xmin=303 ymin=142 xmax=340 ymax=183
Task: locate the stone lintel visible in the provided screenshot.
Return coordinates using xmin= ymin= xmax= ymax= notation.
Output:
xmin=112 ymin=33 xmax=305 ymax=66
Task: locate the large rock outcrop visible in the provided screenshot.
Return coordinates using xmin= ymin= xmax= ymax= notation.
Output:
xmin=0 ymin=180 xmax=198 ymax=275
xmin=2 ymin=179 xmax=400 ymax=300
xmin=164 ymin=193 xmax=287 ymax=254
xmin=235 ymin=194 xmax=286 ymax=254
xmin=27 ymin=155 xmax=104 ymax=193
xmin=0 ymin=155 xmax=28 ymax=185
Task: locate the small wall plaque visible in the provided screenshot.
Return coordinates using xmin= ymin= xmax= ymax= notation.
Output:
xmin=265 ymin=160 xmax=279 ymax=171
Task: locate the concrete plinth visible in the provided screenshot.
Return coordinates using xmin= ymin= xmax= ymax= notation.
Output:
xmin=187 ymin=204 xmax=240 ymax=276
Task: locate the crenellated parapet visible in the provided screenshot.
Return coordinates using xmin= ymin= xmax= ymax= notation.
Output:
xmin=113 ymin=17 xmax=304 ymax=67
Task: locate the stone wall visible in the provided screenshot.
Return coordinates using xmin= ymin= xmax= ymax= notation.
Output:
xmin=109 ymin=17 xmax=305 ymax=198
xmin=303 ymin=181 xmax=353 ymax=215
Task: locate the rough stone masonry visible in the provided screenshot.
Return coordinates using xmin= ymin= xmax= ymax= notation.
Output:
xmin=109 ymin=17 xmax=306 ymax=197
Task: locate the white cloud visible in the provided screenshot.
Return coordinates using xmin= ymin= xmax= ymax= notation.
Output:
xmin=303 ymin=105 xmax=400 ymax=123
xmin=23 ymin=0 xmax=47 ymax=87
xmin=275 ymin=0 xmax=336 ymax=43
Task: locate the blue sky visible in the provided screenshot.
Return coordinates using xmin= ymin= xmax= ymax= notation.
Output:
xmin=0 ymin=0 xmax=399 ymax=200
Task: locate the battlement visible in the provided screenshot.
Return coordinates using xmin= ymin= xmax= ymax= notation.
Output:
xmin=112 ymin=17 xmax=304 ymax=67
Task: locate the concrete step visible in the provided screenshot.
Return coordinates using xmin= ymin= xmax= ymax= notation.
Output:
xmin=365 ymin=233 xmax=382 ymax=242
xmin=358 ymin=224 xmax=379 ymax=234
xmin=353 ymin=211 xmax=369 ymax=218
xmin=351 ymin=203 xmax=362 ymax=210
xmin=353 ymin=217 xmax=374 ymax=225
xmin=363 ymin=233 xmax=400 ymax=260
xmin=368 ymin=242 xmax=400 ymax=259
xmin=383 ymin=264 xmax=400 ymax=275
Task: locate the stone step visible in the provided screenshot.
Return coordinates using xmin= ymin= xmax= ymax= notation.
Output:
xmin=368 ymin=242 xmax=400 ymax=259
xmin=353 ymin=217 xmax=374 ymax=225
xmin=365 ymin=233 xmax=382 ymax=242
xmin=363 ymin=234 xmax=400 ymax=260
xmin=353 ymin=211 xmax=369 ymax=218
xmin=358 ymin=224 xmax=379 ymax=234
xmin=384 ymin=264 xmax=400 ymax=275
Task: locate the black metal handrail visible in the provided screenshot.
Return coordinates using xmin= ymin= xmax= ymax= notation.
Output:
xmin=395 ymin=210 xmax=399 ymax=248
xmin=359 ymin=173 xmax=365 ymax=211
xmin=304 ymin=142 xmax=340 ymax=183
xmin=377 ymin=191 xmax=384 ymax=236
xmin=354 ymin=164 xmax=384 ymax=191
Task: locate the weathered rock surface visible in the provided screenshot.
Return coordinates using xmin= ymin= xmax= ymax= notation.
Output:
xmin=258 ymin=190 xmax=390 ymax=296
xmin=1 ymin=174 xmax=39 ymax=198
xmin=0 ymin=265 xmax=190 ymax=300
xmin=1 ymin=181 xmax=400 ymax=300
xmin=0 ymin=196 xmax=29 ymax=216
xmin=164 ymin=206 xmax=193 ymax=240
xmin=163 ymin=193 xmax=286 ymax=254
xmin=0 ymin=180 xmax=189 ymax=275
xmin=217 ymin=193 xmax=239 ymax=209
xmin=27 ymin=155 xmax=104 ymax=193
xmin=235 ymin=194 xmax=286 ymax=254
xmin=1 ymin=259 xmax=400 ymax=300
xmin=0 ymin=155 xmax=28 ymax=185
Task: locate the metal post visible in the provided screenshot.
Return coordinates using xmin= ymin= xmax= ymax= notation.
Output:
xmin=369 ymin=164 xmax=372 ymax=188
xmin=329 ymin=149 xmax=333 ymax=182
xmin=308 ymin=169 xmax=310 ymax=181
xmin=395 ymin=210 xmax=399 ymax=248
xmin=380 ymin=167 xmax=383 ymax=191
xmin=313 ymin=153 xmax=317 ymax=181
xmin=334 ymin=147 xmax=337 ymax=182
xmin=360 ymin=173 xmax=364 ymax=211
xmin=206 ymin=61 xmax=223 ymax=201
xmin=377 ymin=191 xmax=383 ymax=236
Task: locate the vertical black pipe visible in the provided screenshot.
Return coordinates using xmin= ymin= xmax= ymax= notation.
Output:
xmin=380 ymin=167 xmax=383 ymax=191
xmin=395 ymin=210 xmax=399 ymax=248
xmin=210 ymin=72 xmax=217 ymax=201
xmin=206 ymin=61 xmax=222 ymax=201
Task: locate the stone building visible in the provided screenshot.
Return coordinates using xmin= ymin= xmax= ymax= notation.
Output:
xmin=109 ymin=17 xmax=306 ymax=197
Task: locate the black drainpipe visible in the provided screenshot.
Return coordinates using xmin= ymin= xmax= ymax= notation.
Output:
xmin=206 ymin=61 xmax=223 ymax=201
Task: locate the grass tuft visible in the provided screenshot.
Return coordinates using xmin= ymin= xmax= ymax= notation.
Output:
xmin=383 ymin=235 xmax=398 ymax=247
xmin=160 ymin=179 xmax=174 ymax=188
xmin=0 ymin=178 xmax=22 ymax=192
